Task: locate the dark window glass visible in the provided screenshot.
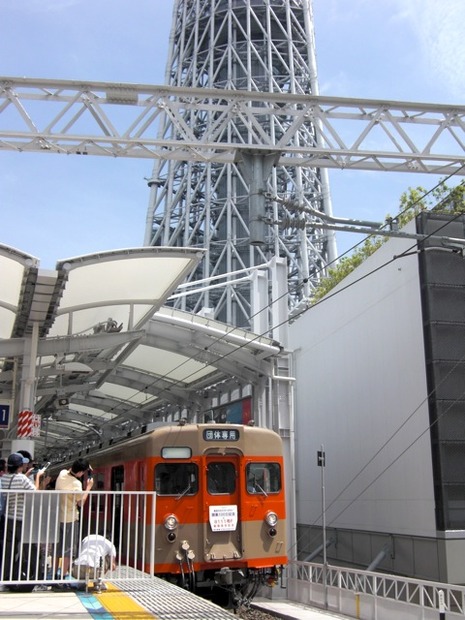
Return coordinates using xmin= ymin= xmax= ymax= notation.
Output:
xmin=443 ymin=485 xmax=465 ymax=529
xmin=246 ymin=463 xmax=281 ymax=494
xmin=207 ymin=462 xmax=236 ymax=494
xmin=91 ymin=472 xmax=106 ymax=512
xmin=155 ymin=463 xmax=198 ymax=496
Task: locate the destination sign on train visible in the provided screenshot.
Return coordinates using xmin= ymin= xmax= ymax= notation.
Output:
xmin=203 ymin=429 xmax=240 ymax=441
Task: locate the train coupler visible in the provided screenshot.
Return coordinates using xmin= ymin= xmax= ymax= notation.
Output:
xmin=214 ymin=567 xmax=246 ymax=586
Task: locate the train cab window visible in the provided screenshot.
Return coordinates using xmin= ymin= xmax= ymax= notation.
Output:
xmin=246 ymin=463 xmax=281 ymax=494
xmin=207 ymin=462 xmax=236 ymax=495
xmin=155 ymin=463 xmax=198 ymax=496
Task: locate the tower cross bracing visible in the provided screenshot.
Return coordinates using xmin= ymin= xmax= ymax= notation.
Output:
xmin=0 ymin=7 xmax=464 ymax=328
xmin=146 ymin=0 xmax=336 ymax=327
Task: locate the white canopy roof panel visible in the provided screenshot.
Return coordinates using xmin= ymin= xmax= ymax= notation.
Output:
xmin=0 ymin=244 xmax=281 ymax=461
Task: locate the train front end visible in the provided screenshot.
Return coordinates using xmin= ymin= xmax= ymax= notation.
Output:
xmin=152 ymin=423 xmax=287 ymax=607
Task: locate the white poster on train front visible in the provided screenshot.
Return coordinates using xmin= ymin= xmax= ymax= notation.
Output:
xmin=209 ymin=505 xmax=238 ymax=531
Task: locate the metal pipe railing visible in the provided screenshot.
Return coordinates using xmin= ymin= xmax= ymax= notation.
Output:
xmin=0 ymin=489 xmax=156 ymax=591
xmin=287 ymin=560 xmax=465 ymax=619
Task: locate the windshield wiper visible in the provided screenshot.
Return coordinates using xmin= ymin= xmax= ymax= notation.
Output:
xmin=176 ymin=483 xmax=192 ymax=501
xmin=253 ymin=481 xmax=268 ymax=497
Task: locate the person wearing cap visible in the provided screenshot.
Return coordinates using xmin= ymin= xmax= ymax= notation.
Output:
xmin=16 ymin=450 xmax=34 ymax=481
xmin=0 ymin=453 xmax=45 ymax=583
xmin=16 ymin=450 xmax=50 ymax=490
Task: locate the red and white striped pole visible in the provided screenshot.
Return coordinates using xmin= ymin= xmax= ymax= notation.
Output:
xmin=17 ymin=409 xmax=33 ymax=438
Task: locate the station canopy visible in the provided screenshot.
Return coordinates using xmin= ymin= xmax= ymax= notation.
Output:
xmin=0 ymin=244 xmax=280 ymax=462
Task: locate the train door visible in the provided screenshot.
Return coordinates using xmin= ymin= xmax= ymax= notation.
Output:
xmin=111 ymin=465 xmax=124 ymax=548
xmin=204 ymin=455 xmax=242 ymax=561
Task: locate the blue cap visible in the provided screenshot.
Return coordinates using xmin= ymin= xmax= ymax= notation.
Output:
xmin=7 ymin=453 xmax=29 ymax=467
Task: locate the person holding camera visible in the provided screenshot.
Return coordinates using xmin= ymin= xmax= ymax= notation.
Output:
xmin=54 ymin=458 xmax=94 ymax=583
xmin=16 ymin=450 xmax=51 ymax=489
xmin=0 ymin=453 xmax=46 ymax=588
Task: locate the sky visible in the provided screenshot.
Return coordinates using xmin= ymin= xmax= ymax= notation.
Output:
xmin=0 ymin=0 xmax=464 ymax=269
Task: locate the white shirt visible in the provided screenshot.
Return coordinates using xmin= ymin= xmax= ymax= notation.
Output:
xmin=1 ymin=472 xmax=35 ymax=520
xmin=74 ymin=534 xmax=116 ymax=568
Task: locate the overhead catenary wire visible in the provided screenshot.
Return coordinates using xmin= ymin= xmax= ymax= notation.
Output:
xmin=284 ymin=192 xmax=465 ymax=557
xmin=62 ymin=175 xmax=462 ymax=446
xmin=91 ymin=173 xmax=465 ymax=425
xmin=48 ymin=174 xmax=465 ymax=566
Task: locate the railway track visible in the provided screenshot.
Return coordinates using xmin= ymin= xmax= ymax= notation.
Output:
xmin=235 ymin=605 xmax=281 ymax=620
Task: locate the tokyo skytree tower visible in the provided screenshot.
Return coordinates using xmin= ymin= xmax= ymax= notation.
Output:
xmin=144 ymin=0 xmax=337 ymax=329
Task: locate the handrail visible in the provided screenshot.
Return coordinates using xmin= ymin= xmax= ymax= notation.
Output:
xmin=287 ymin=560 xmax=465 ymax=618
xmin=0 ymin=489 xmax=156 ymax=591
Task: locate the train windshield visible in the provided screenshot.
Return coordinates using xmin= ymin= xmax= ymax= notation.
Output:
xmin=246 ymin=463 xmax=281 ymax=495
xmin=155 ymin=463 xmax=198 ymax=496
xmin=207 ymin=462 xmax=236 ymax=495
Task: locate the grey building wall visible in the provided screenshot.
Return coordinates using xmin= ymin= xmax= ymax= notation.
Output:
xmin=289 ymin=214 xmax=465 ymax=583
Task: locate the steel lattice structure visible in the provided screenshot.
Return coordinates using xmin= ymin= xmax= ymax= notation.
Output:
xmin=1 ymin=7 xmax=464 ymax=328
xmin=2 ymin=80 xmax=463 ymax=170
xmin=145 ymin=0 xmax=336 ymax=327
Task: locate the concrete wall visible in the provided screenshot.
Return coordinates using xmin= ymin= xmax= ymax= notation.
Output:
xmin=289 ymin=221 xmax=436 ymax=541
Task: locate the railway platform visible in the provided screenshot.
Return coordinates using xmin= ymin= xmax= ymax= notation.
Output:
xmin=0 ymin=580 xmax=352 ymax=620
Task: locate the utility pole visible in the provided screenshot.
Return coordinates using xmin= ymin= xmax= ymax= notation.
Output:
xmin=317 ymin=445 xmax=328 ymax=609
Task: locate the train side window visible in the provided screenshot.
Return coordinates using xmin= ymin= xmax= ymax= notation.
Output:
xmin=207 ymin=462 xmax=236 ymax=495
xmin=111 ymin=465 xmax=124 ymax=492
xmin=91 ymin=472 xmax=106 ymax=512
xmin=155 ymin=463 xmax=198 ymax=496
xmin=246 ymin=463 xmax=281 ymax=494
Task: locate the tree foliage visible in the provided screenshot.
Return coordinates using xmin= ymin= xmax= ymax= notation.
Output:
xmin=310 ymin=181 xmax=465 ymax=303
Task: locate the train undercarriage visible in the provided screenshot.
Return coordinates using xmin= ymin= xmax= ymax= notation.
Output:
xmin=161 ymin=565 xmax=283 ymax=609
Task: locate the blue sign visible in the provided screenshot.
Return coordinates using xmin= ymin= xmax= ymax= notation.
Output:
xmin=0 ymin=402 xmax=11 ymax=429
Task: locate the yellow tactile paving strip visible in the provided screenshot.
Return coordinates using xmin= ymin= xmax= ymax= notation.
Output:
xmin=94 ymin=583 xmax=156 ymax=619
xmin=93 ymin=569 xmax=235 ymax=619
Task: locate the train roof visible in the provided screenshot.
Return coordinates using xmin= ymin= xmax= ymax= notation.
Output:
xmin=51 ymin=423 xmax=283 ymax=471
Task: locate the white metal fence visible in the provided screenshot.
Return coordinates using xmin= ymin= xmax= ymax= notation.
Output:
xmin=0 ymin=489 xmax=156 ymax=591
xmin=287 ymin=560 xmax=465 ymax=619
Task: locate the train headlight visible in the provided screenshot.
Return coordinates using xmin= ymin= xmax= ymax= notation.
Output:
xmin=265 ymin=511 xmax=278 ymax=527
xmin=164 ymin=514 xmax=179 ymax=531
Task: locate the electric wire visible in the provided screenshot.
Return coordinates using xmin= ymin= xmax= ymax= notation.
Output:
xmin=49 ymin=176 xmax=461 ymax=448
xmin=286 ymin=202 xmax=465 ymax=559
xmin=46 ymin=173 xmax=465 ymax=568
xmin=294 ymin=348 xmax=465 ymax=560
xmin=96 ymin=175 xmax=465 ymax=421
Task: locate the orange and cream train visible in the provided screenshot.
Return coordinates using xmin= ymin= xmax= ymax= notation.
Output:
xmin=60 ymin=422 xmax=287 ymax=606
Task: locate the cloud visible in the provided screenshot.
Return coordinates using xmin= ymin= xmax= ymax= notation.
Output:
xmin=397 ymin=0 xmax=465 ymax=100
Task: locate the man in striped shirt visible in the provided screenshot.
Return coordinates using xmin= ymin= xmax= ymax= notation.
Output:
xmin=1 ymin=452 xmax=44 ymax=582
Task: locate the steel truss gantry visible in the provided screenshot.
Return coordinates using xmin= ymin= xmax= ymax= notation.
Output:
xmin=2 ymin=76 xmax=463 ymax=328
xmin=0 ymin=78 xmax=463 ymax=172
